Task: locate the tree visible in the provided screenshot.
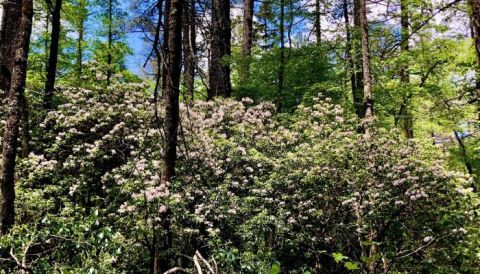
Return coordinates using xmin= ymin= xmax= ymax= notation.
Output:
xmin=397 ymin=0 xmax=414 ymax=138
xmin=240 ymin=0 xmax=255 ymax=84
xmin=0 ymin=0 xmax=34 ymax=235
xmin=352 ymin=0 xmax=365 ymax=118
xmin=359 ymin=0 xmax=373 ymax=124
xmin=153 ymin=0 xmax=183 ymax=272
xmin=314 ymin=0 xmax=321 ymax=44
xmin=277 ymin=0 xmax=285 ymax=110
xmin=44 ymin=0 xmax=63 ymax=109
xmin=0 ymin=0 xmax=22 ymax=94
xmin=208 ymin=0 xmax=232 ymax=99
xmin=469 ymin=0 xmax=480 ymax=89
xmin=182 ymin=0 xmax=196 ymax=100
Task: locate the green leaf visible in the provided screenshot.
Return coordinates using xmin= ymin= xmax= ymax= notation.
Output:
xmin=333 ymin=252 xmax=349 ymax=263
xmin=344 ymin=261 xmax=359 ymax=270
xmin=270 ymin=262 xmax=281 ymax=274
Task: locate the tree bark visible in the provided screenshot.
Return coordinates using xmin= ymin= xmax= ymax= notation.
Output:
xmin=399 ymin=0 xmax=413 ymax=138
xmin=352 ymin=0 xmax=365 ymax=118
xmin=44 ymin=0 xmax=62 ymax=109
xmin=0 ymin=0 xmax=33 ymax=235
xmin=240 ymin=0 xmax=254 ymax=84
xmin=76 ymin=0 xmax=86 ymax=87
xmin=0 ymin=0 xmax=22 ymax=95
xmin=359 ymin=0 xmax=373 ymax=125
xmin=152 ymin=0 xmax=182 ymax=272
xmin=106 ymin=0 xmax=113 ymax=87
xmin=469 ymin=0 xmax=480 ymax=88
xmin=182 ymin=0 xmax=196 ymax=100
xmin=208 ymin=0 xmax=232 ymax=99
xmin=277 ymin=0 xmax=285 ymax=111
xmin=314 ymin=0 xmax=321 ymax=45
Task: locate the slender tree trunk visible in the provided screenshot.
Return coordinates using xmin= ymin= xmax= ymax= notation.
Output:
xmin=161 ymin=0 xmax=171 ymax=98
xmin=152 ymin=0 xmax=183 ymax=272
xmin=106 ymin=0 xmax=113 ymax=87
xmin=343 ymin=0 xmax=356 ymax=113
xmin=240 ymin=0 xmax=254 ymax=84
xmin=277 ymin=0 xmax=285 ymax=111
xmin=182 ymin=0 xmax=196 ymax=100
xmin=469 ymin=0 xmax=480 ymax=88
xmin=468 ymin=0 xmax=480 ymax=122
xmin=399 ymin=0 xmax=413 ymax=138
xmin=208 ymin=0 xmax=232 ymax=99
xmin=314 ymin=0 xmax=321 ymax=44
xmin=77 ymin=5 xmax=85 ymax=87
xmin=44 ymin=0 xmax=62 ymax=109
xmin=359 ymin=0 xmax=373 ymax=125
xmin=0 ymin=0 xmax=22 ymax=95
xmin=0 ymin=0 xmax=33 ymax=235
xmin=453 ymin=131 xmax=474 ymax=175
xmin=352 ymin=0 xmax=365 ymax=118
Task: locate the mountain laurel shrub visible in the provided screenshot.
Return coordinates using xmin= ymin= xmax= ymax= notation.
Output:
xmin=0 ymin=85 xmax=478 ymax=273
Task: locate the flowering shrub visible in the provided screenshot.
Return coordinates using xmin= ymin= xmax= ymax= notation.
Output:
xmin=1 ymin=85 xmax=478 ymax=272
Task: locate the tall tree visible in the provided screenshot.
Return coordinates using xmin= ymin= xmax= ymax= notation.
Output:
xmin=240 ymin=0 xmax=255 ymax=84
xmin=182 ymin=0 xmax=196 ymax=100
xmin=0 ymin=0 xmax=22 ymax=94
xmin=43 ymin=0 xmax=63 ymax=109
xmin=352 ymin=0 xmax=365 ymax=118
xmin=359 ymin=0 xmax=373 ymax=124
xmin=314 ymin=0 xmax=321 ymax=44
xmin=277 ymin=0 xmax=286 ymax=110
xmin=208 ymin=0 xmax=232 ymax=99
xmin=0 ymin=0 xmax=34 ymax=235
xmin=153 ymin=0 xmax=182 ymax=272
xmin=398 ymin=0 xmax=414 ymax=138
xmin=106 ymin=0 xmax=113 ymax=86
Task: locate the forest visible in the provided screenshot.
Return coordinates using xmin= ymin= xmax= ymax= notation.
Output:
xmin=0 ymin=0 xmax=479 ymax=272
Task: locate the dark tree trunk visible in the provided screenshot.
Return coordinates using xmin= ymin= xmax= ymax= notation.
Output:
xmin=352 ymin=0 xmax=365 ymax=118
xmin=0 ymin=0 xmax=33 ymax=235
xmin=343 ymin=0 xmax=356 ymax=114
xmin=106 ymin=0 xmax=113 ymax=87
xmin=208 ymin=0 xmax=232 ymax=99
xmin=161 ymin=0 xmax=171 ymax=97
xmin=152 ymin=0 xmax=183 ymax=272
xmin=314 ymin=0 xmax=321 ymax=44
xmin=469 ymin=0 xmax=480 ymax=88
xmin=399 ymin=0 xmax=413 ymax=138
xmin=0 ymin=0 xmax=22 ymax=95
xmin=182 ymin=0 xmax=196 ymax=100
xmin=44 ymin=0 xmax=62 ymax=109
xmin=240 ymin=0 xmax=254 ymax=84
xmin=453 ymin=131 xmax=474 ymax=181
xmin=277 ymin=0 xmax=285 ymax=111
xmin=77 ymin=5 xmax=85 ymax=87
xmin=359 ymin=0 xmax=373 ymax=124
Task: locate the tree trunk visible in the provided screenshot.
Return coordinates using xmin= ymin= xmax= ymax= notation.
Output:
xmin=399 ymin=0 xmax=413 ymax=138
xmin=44 ymin=0 xmax=62 ymax=109
xmin=152 ymin=0 xmax=183 ymax=272
xmin=277 ymin=0 xmax=285 ymax=111
xmin=343 ymin=0 xmax=356 ymax=114
xmin=77 ymin=1 xmax=86 ymax=87
xmin=453 ymin=131 xmax=474 ymax=177
xmin=359 ymin=0 xmax=373 ymax=124
xmin=208 ymin=0 xmax=232 ymax=99
xmin=314 ymin=0 xmax=321 ymax=45
xmin=0 ymin=0 xmax=22 ymax=95
xmin=0 ymin=0 xmax=33 ymax=235
xmin=352 ymin=0 xmax=365 ymax=118
xmin=182 ymin=0 xmax=196 ymax=100
xmin=469 ymin=0 xmax=480 ymax=88
xmin=106 ymin=0 xmax=113 ymax=87
xmin=240 ymin=0 xmax=254 ymax=84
